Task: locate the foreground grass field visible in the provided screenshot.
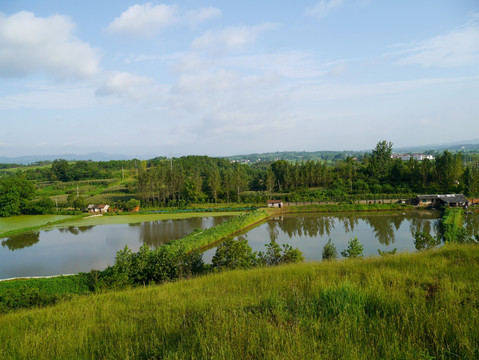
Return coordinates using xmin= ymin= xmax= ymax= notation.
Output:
xmin=0 ymin=244 xmax=478 ymax=359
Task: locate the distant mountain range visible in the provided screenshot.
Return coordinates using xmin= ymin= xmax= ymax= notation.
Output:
xmin=1 ymin=139 xmax=479 ymax=165
xmin=394 ymin=139 xmax=479 ymax=153
xmin=0 ymin=152 xmax=156 ymax=165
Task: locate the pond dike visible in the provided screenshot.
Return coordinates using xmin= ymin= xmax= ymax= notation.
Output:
xmin=166 ymin=210 xmax=270 ymax=253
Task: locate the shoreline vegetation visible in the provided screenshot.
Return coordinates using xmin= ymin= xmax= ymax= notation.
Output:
xmin=0 ymin=244 xmax=478 ymax=359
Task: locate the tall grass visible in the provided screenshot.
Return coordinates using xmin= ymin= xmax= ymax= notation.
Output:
xmin=442 ymin=208 xmax=465 ymax=242
xmin=0 ymin=244 xmax=478 ymax=359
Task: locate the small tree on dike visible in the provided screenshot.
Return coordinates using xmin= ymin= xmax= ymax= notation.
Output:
xmin=322 ymin=238 xmax=338 ymax=260
xmin=341 ymin=236 xmax=363 ymax=258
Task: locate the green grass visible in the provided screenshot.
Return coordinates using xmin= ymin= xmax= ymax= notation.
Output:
xmin=442 ymin=208 xmax=465 ymax=242
xmin=167 ymin=210 xmax=270 ymax=252
xmin=0 ymin=244 xmax=478 ymax=359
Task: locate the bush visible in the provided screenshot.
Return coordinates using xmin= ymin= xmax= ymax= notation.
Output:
xmin=341 ymin=236 xmax=363 ymax=258
xmin=378 ymin=248 xmax=397 ymax=256
xmin=322 ymin=239 xmax=338 ymax=260
xmin=212 ymin=237 xmax=257 ymax=270
xmin=257 ymin=241 xmax=304 ymax=266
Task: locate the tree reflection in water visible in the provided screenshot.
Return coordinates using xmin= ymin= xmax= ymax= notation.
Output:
xmin=464 ymin=212 xmax=479 ymax=237
xmin=59 ymin=226 xmax=95 ymax=235
xmin=274 ymin=216 xmax=337 ymax=239
xmin=265 ymin=211 xmax=442 ymax=247
xmin=1 ymin=232 xmax=40 ymax=250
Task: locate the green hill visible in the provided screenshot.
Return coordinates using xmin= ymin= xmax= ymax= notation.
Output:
xmin=1 ymin=244 xmax=478 ymax=359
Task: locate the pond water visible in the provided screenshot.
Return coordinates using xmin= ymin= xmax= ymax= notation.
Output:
xmin=202 ymin=211 xmax=479 ymax=262
xmin=0 ymin=216 xmax=229 ymax=279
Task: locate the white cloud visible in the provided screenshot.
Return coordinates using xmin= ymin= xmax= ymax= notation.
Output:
xmin=95 ymin=71 xmax=154 ymax=100
xmin=0 ymin=11 xmax=100 ymax=80
xmin=219 ymin=51 xmax=341 ymax=79
xmin=393 ymin=22 xmax=479 ymax=67
xmin=185 ymin=7 xmax=222 ymax=27
xmin=306 ymin=0 xmax=343 ymax=18
xmin=107 ymin=3 xmax=178 ymax=37
xmin=191 ymin=23 xmax=278 ymax=54
xmin=107 ymin=3 xmax=221 ymax=37
xmin=0 ymin=85 xmax=96 ymax=110
xmin=290 ymin=76 xmax=479 ymax=101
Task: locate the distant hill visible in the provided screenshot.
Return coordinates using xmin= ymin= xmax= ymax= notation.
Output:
xmin=0 ymin=152 xmax=156 ymax=165
xmin=2 ymin=139 xmax=479 ymax=165
xmin=226 ymin=150 xmax=363 ymax=163
xmin=227 ymin=140 xmax=479 ymax=163
xmin=394 ymin=139 xmax=479 ymax=153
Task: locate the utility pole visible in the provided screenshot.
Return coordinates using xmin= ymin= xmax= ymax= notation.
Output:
xmin=76 ymin=184 xmax=79 ymax=197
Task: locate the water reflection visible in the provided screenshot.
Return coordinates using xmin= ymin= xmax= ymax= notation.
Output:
xmin=0 ymin=216 xmax=231 ymax=279
xmin=1 ymin=232 xmax=40 ymax=251
xmin=58 ymin=226 xmax=95 ymax=235
xmin=265 ymin=211 xmax=441 ymax=246
xmin=464 ymin=212 xmax=479 ymax=236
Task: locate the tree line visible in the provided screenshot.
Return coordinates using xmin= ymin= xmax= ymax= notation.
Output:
xmin=1 ymin=141 xmax=479 ymax=214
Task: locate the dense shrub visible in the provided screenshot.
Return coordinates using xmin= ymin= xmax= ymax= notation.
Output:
xmin=212 ymin=238 xmax=257 ymax=270
xmin=322 ymin=239 xmax=338 ymax=260
xmin=341 ymin=236 xmax=364 ymax=258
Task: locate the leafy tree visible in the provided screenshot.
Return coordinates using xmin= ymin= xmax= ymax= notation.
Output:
xmin=0 ymin=177 xmax=35 ymax=217
xmin=435 ymin=151 xmax=463 ymax=192
xmin=368 ymin=140 xmax=393 ymax=179
xmin=322 ymin=239 xmax=338 ymax=260
xmin=208 ymin=167 xmax=221 ymax=203
xmin=72 ymin=196 xmax=86 ymax=211
xmin=51 ymin=159 xmax=71 ymax=182
xmin=29 ymin=197 xmax=55 ymax=214
xmin=341 ymin=236 xmax=364 ymax=258
xmin=212 ymin=238 xmax=257 ymax=270
xmin=125 ymin=198 xmax=140 ymax=211
xmin=257 ymin=241 xmax=304 ymax=266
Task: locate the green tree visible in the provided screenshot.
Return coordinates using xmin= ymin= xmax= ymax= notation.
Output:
xmin=208 ymin=167 xmax=221 ymax=203
xmin=212 ymin=238 xmax=257 ymax=270
xmin=341 ymin=236 xmax=364 ymax=258
xmin=0 ymin=177 xmax=35 ymax=217
xmin=368 ymin=140 xmax=393 ymax=179
xmin=322 ymin=239 xmax=338 ymax=260
xmin=435 ymin=151 xmax=463 ymax=192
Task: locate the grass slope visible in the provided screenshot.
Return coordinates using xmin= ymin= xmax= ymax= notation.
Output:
xmin=1 ymin=244 xmax=478 ymax=359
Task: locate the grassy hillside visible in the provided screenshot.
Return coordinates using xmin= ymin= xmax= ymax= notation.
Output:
xmin=1 ymin=244 xmax=478 ymax=359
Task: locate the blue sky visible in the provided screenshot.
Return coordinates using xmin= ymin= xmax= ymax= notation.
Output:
xmin=0 ymin=0 xmax=478 ymax=157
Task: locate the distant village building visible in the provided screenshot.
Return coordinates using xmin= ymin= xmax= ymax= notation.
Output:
xmin=415 ymin=194 xmax=468 ymax=208
xmin=267 ymin=200 xmax=283 ymax=208
xmin=391 ymin=154 xmax=435 ymax=161
xmin=87 ymin=204 xmax=110 ymax=213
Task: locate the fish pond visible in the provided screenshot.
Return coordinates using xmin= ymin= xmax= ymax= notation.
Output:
xmin=202 ymin=210 xmax=479 ymax=262
xmin=0 ymin=216 xmax=229 ymax=279
xmin=2 ymin=211 xmax=478 ymax=279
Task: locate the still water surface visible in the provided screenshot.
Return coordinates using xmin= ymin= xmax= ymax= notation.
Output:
xmin=202 ymin=211 xmax=479 ymax=262
xmin=2 ymin=211 xmax=478 ymax=278
xmin=0 ymin=216 xmax=228 ymax=279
